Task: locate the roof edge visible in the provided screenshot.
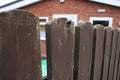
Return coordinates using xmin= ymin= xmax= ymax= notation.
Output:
xmin=90 ymin=0 xmax=120 ymax=7
xmin=0 ymin=0 xmax=42 ymax=12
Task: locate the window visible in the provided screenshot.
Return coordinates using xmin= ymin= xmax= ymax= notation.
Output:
xmin=89 ymin=17 xmax=113 ymax=27
xmin=53 ymin=14 xmax=78 ymax=26
xmin=93 ymin=20 xmax=109 ymax=26
xmin=39 ymin=17 xmax=48 ymax=40
xmin=39 ymin=17 xmax=48 ymax=26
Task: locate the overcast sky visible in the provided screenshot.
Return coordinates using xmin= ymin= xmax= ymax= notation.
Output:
xmin=0 ymin=0 xmax=16 ymax=6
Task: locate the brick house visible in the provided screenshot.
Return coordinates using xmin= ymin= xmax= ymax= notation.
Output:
xmin=1 ymin=0 xmax=120 ymax=55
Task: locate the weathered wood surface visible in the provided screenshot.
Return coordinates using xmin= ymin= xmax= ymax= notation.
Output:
xmin=113 ymin=30 xmax=120 ymax=80
xmin=74 ymin=26 xmax=80 ymax=80
xmin=46 ymin=18 xmax=74 ymax=80
xmin=108 ymin=29 xmax=118 ymax=80
xmin=102 ymin=27 xmax=112 ymax=80
xmin=0 ymin=10 xmax=41 ymax=80
xmin=0 ymin=11 xmax=120 ymax=80
xmin=117 ymin=58 xmax=120 ymax=80
xmin=117 ymin=30 xmax=120 ymax=80
xmin=93 ymin=25 xmax=105 ymax=80
xmin=74 ymin=23 xmax=93 ymax=80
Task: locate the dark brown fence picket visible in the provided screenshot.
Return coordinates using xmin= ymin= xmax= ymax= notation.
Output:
xmin=117 ymin=58 xmax=120 ymax=80
xmin=46 ymin=18 xmax=74 ymax=80
xmin=74 ymin=26 xmax=80 ymax=80
xmin=74 ymin=22 xmax=93 ymax=80
xmin=0 ymin=10 xmax=41 ymax=80
xmin=102 ymin=27 xmax=112 ymax=80
xmin=45 ymin=20 xmax=120 ymax=80
xmin=113 ymin=30 xmax=120 ymax=80
xmin=0 ymin=10 xmax=120 ymax=80
xmin=108 ymin=29 xmax=118 ymax=80
xmin=92 ymin=25 xmax=105 ymax=80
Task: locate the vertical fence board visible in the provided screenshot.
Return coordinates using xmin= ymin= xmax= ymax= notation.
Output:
xmin=46 ymin=18 xmax=74 ymax=80
xmin=102 ymin=27 xmax=112 ymax=80
xmin=108 ymin=29 xmax=118 ymax=80
xmin=0 ymin=10 xmax=41 ymax=80
xmin=93 ymin=26 xmax=105 ymax=80
xmin=113 ymin=30 xmax=120 ymax=80
xmin=117 ymin=58 xmax=120 ymax=80
xmin=0 ymin=11 xmax=120 ymax=80
xmin=46 ymin=21 xmax=52 ymax=80
xmin=74 ymin=27 xmax=80 ymax=80
xmin=74 ymin=23 xmax=93 ymax=80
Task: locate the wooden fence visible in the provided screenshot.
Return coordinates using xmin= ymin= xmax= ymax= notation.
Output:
xmin=46 ymin=18 xmax=120 ymax=80
xmin=0 ymin=10 xmax=42 ymax=80
xmin=0 ymin=10 xmax=120 ymax=80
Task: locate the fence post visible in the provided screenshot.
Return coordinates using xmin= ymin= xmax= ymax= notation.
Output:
xmin=102 ymin=27 xmax=112 ymax=80
xmin=113 ymin=30 xmax=120 ymax=80
xmin=0 ymin=10 xmax=41 ymax=80
xmin=46 ymin=18 xmax=74 ymax=80
xmin=74 ymin=22 xmax=93 ymax=80
xmin=117 ymin=58 xmax=120 ymax=80
xmin=92 ymin=25 xmax=105 ymax=80
xmin=108 ymin=29 xmax=118 ymax=80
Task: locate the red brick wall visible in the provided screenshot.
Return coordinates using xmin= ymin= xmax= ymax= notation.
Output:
xmin=21 ymin=0 xmax=120 ymax=54
xmin=22 ymin=0 xmax=120 ymax=27
xmin=40 ymin=40 xmax=46 ymax=55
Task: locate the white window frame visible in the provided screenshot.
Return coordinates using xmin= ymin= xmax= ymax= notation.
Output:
xmin=39 ymin=17 xmax=48 ymax=25
xmin=89 ymin=17 xmax=113 ymax=27
xmin=53 ymin=14 xmax=78 ymax=26
xmin=39 ymin=17 xmax=48 ymax=40
xmin=40 ymin=31 xmax=46 ymax=40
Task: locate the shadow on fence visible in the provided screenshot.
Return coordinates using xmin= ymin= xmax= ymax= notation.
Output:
xmin=0 ymin=10 xmax=120 ymax=80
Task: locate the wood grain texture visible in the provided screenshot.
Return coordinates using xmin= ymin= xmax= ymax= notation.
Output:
xmin=102 ymin=27 xmax=112 ymax=80
xmin=0 ymin=10 xmax=41 ymax=80
xmin=93 ymin=25 xmax=105 ymax=80
xmin=113 ymin=30 xmax=120 ymax=80
xmin=74 ymin=26 xmax=80 ymax=80
xmin=108 ymin=29 xmax=118 ymax=80
xmin=117 ymin=57 xmax=120 ymax=80
xmin=75 ymin=23 xmax=93 ymax=80
xmin=46 ymin=18 xmax=74 ymax=80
